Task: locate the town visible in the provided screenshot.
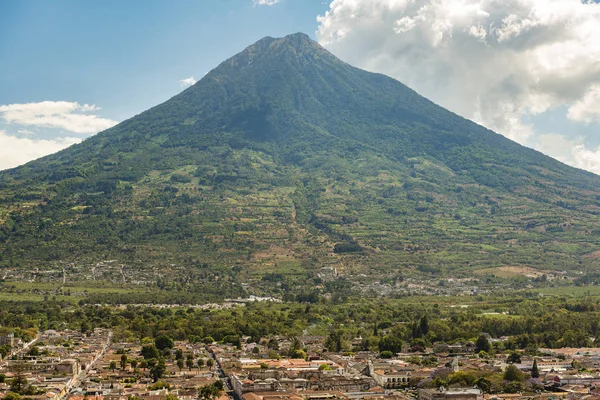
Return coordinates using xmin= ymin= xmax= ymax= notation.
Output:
xmin=2 ymin=329 xmax=600 ymax=400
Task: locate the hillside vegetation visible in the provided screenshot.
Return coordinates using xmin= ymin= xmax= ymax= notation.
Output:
xmin=1 ymin=33 xmax=600 ymax=280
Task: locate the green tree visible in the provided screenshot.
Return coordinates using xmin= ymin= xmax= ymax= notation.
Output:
xmin=410 ymin=338 xmax=426 ymax=352
xmin=130 ymin=359 xmax=138 ymax=370
xmin=406 ymin=355 xmax=421 ymax=365
xmin=0 ymin=345 xmax=11 ymax=359
xmin=9 ymin=375 xmax=28 ymax=394
xmin=507 ymin=352 xmax=521 ymax=364
xmin=325 ymin=330 xmax=344 ymax=352
xmin=199 ymin=382 xmax=221 ymax=400
xmin=379 ymin=336 xmax=403 ymax=354
xmin=206 ymin=358 xmax=215 ymax=371
xmin=4 ymin=393 xmax=22 ymax=400
xmin=150 ymin=359 xmax=166 ymax=383
xmin=503 ymin=364 xmax=522 ymax=382
xmin=222 ymin=335 xmax=241 ymax=348
xmin=80 ymin=320 xmax=91 ymax=335
xmin=27 ymin=346 xmax=40 ymax=357
xmin=290 ymin=337 xmax=302 ymax=352
xmin=504 ymin=381 xmax=523 ymax=394
xmin=148 ymin=381 xmax=170 ymax=390
xmin=109 ymin=361 xmax=117 ymax=372
xmin=419 ymin=315 xmax=429 ymax=336
xmin=448 ymin=371 xmax=476 ymax=386
xmin=186 ymin=355 xmax=194 ymax=371
xmin=177 ymin=358 xmax=184 ymax=371
xmin=267 ymin=338 xmax=279 ymax=350
xmin=197 ymin=358 xmax=205 ymax=370
xmin=290 ymin=349 xmax=306 ymax=359
xmin=531 ymin=359 xmax=539 ymax=378
xmin=155 ymin=335 xmax=174 ymax=351
xmin=475 ymin=335 xmax=491 ymax=353
xmin=475 ymin=377 xmax=491 ymax=393
xmin=120 ymin=354 xmax=128 ymax=370
xmin=175 ymin=349 xmax=183 ymax=360
xmin=379 ymin=350 xmax=394 ymax=359
xmin=267 ymin=350 xmax=280 ymax=359
xmin=141 ymin=345 xmax=160 ymax=360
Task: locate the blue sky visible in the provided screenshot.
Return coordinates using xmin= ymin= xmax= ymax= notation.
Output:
xmin=0 ymin=0 xmax=328 ymax=124
xmin=1 ymin=0 xmax=600 ymax=173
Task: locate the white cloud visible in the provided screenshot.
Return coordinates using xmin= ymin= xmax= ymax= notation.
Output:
xmin=572 ymin=145 xmax=600 ymax=175
xmin=253 ymin=0 xmax=280 ymax=5
xmin=0 ymin=130 xmax=81 ymax=171
xmin=568 ymin=85 xmax=600 ymax=124
xmin=317 ymin=0 xmax=600 ymax=164
xmin=0 ymin=101 xmax=117 ymax=134
xmin=179 ymin=76 xmax=197 ymax=88
xmin=537 ymin=133 xmax=600 ymax=174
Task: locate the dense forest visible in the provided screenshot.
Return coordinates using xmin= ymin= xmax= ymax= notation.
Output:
xmin=2 ymin=294 xmax=600 ymax=353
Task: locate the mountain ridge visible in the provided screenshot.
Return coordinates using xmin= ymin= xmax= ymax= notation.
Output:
xmin=1 ymin=33 xmax=600 ymax=285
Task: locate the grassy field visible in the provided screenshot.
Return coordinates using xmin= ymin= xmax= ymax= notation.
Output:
xmin=0 ymin=280 xmax=143 ymax=303
xmin=7 ymin=281 xmax=138 ymax=293
xmin=534 ymin=285 xmax=600 ymax=297
xmin=0 ymin=292 xmax=76 ymax=303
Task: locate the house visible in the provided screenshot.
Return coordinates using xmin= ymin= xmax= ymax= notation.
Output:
xmin=419 ymin=388 xmax=483 ymax=400
xmin=0 ymin=333 xmax=16 ymax=347
xmin=242 ymin=392 xmax=305 ymax=400
xmin=370 ymin=368 xmax=411 ymax=388
xmin=367 ymin=360 xmax=420 ymax=389
xmin=551 ymin=374 xmax=600 ymax=386
xmin=56 ymin=359 xmax=80 ymax=376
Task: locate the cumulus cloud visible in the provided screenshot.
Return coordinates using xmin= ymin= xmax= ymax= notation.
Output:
xmin=568 ymin=85 xmax=600 ymax=124
xmin=0 ymin=101 xmax=118 ymax=134
xmin=179 ymin=76 xmax=197 ymax=88
xmin=0 ymin=130 xmax=81 ymax=171
xmin=317 ymin=0 xmax=600 ymax=171
xmin=253 ymin=0 xmax=280 ymax=5
xmin=537 ymin=133 xmax=600 ymax=175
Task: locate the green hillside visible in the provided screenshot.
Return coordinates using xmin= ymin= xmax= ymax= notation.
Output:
xmin=1 ymin=33 xmax=600 ymax=282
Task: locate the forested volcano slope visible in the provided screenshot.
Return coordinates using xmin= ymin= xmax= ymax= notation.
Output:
xmin=1 ymin=33 xmax=600 ymax=278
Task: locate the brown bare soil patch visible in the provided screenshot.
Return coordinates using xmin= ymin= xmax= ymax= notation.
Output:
xmin=474 ymin=266 xmax=549 ymax=279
